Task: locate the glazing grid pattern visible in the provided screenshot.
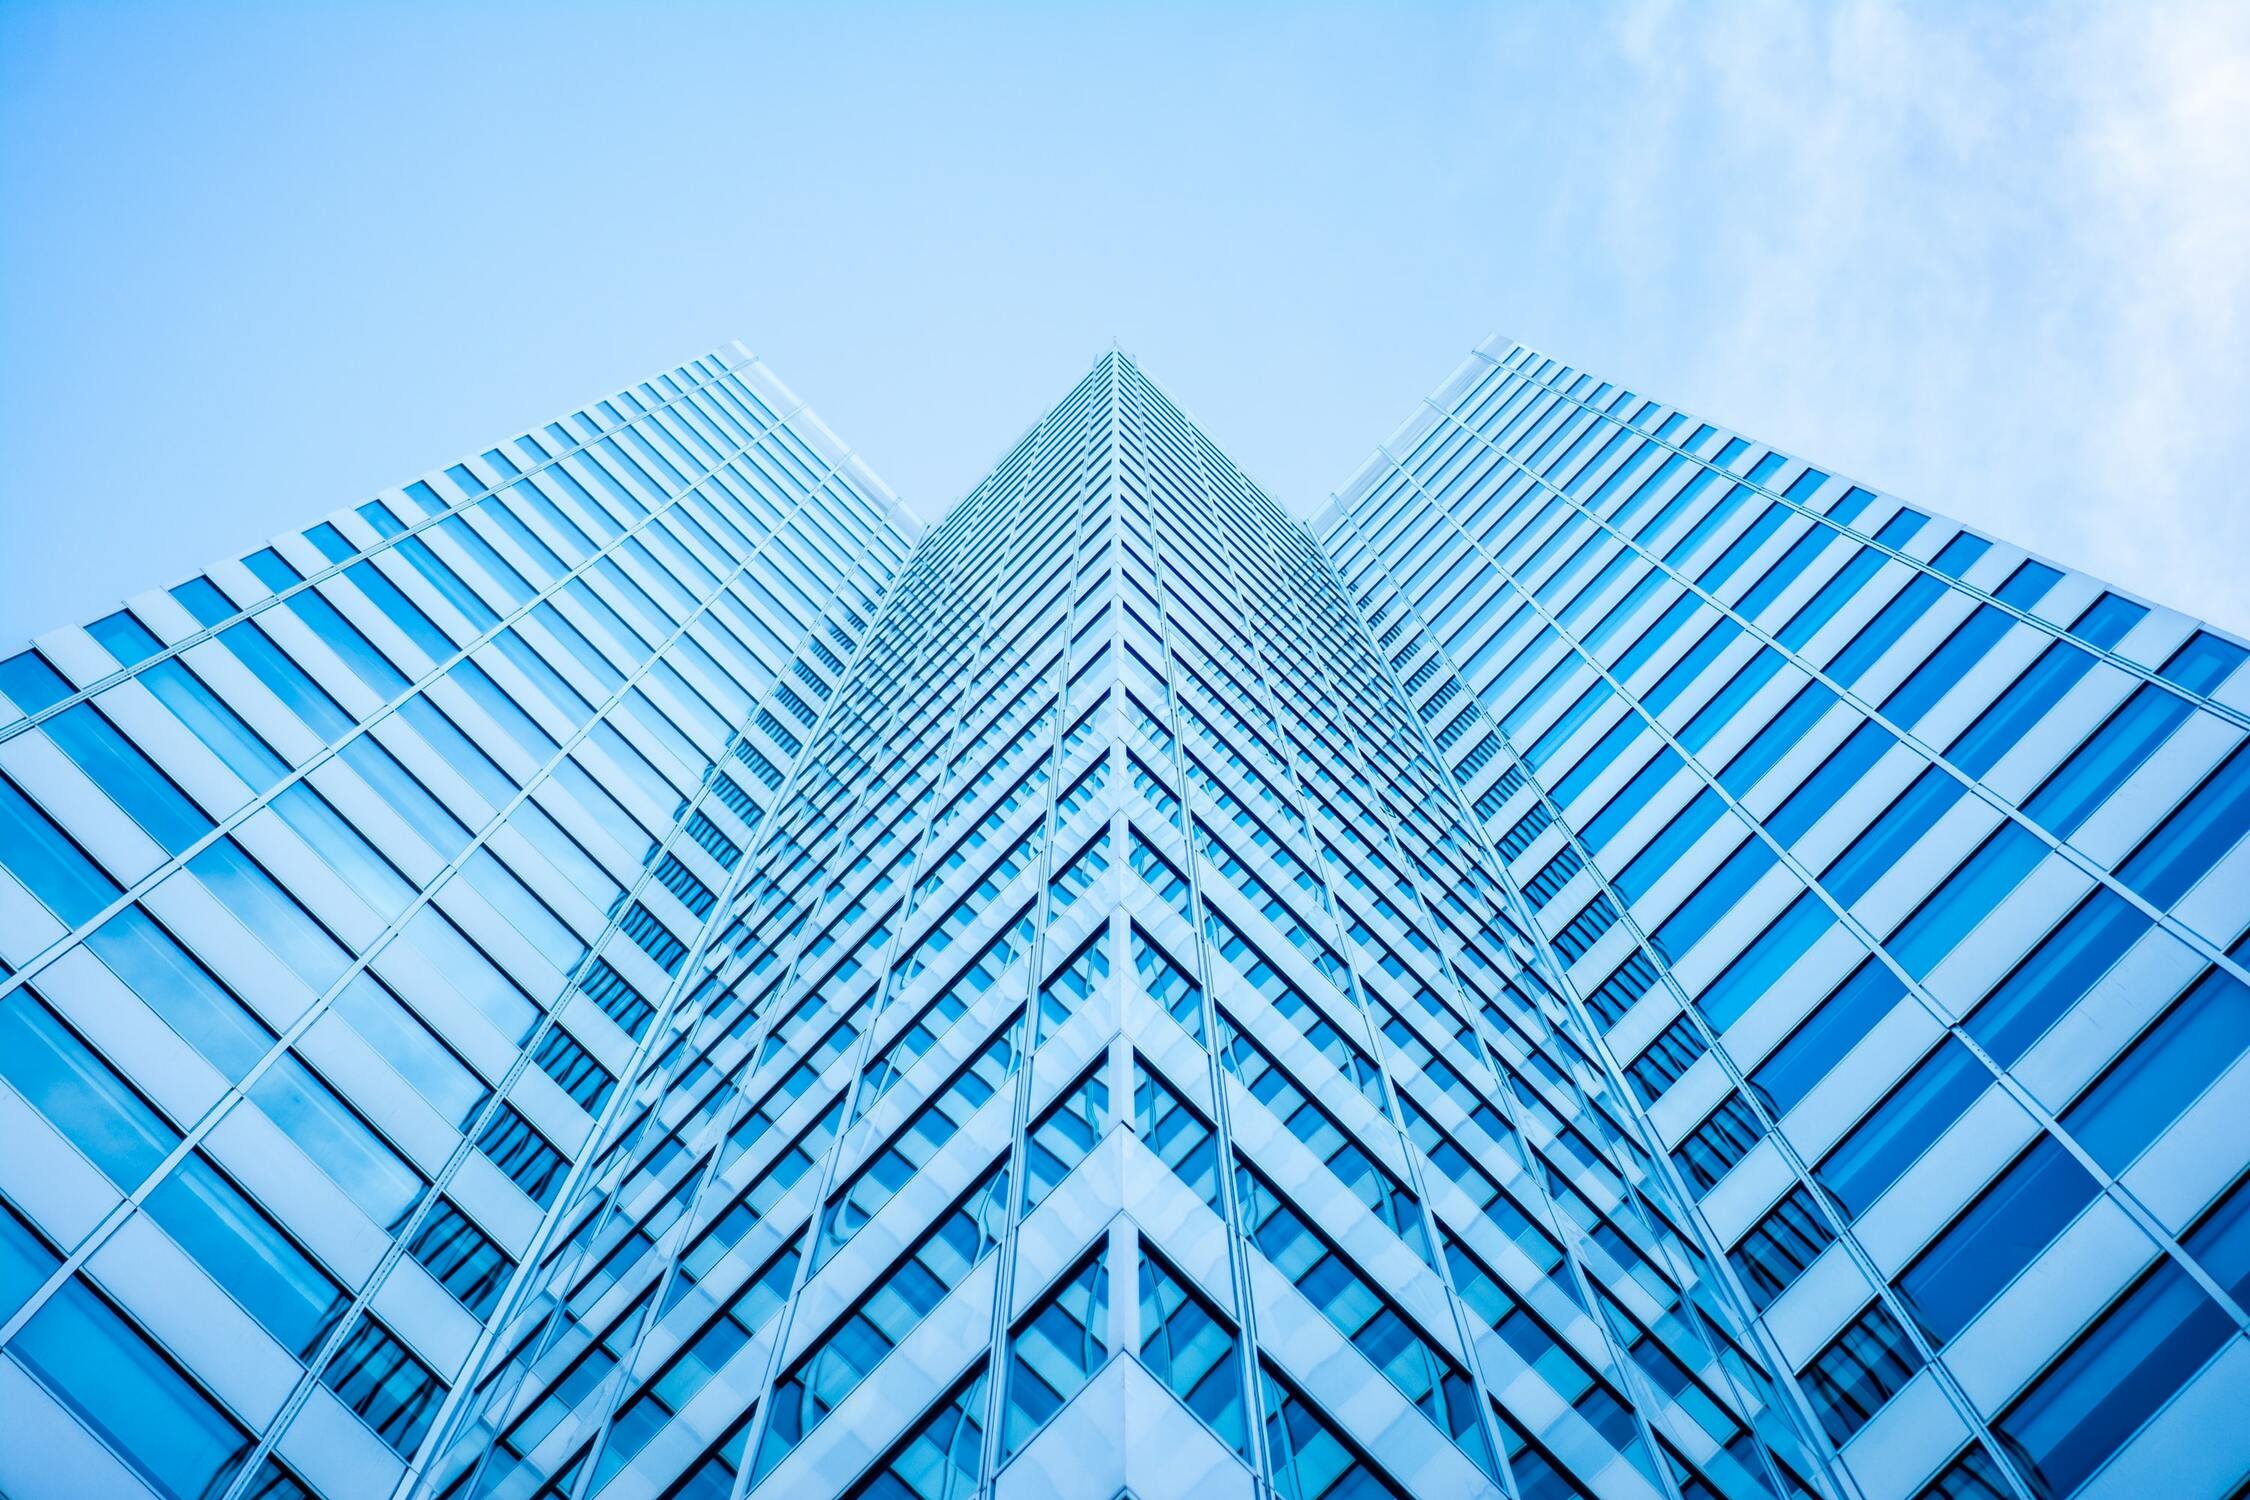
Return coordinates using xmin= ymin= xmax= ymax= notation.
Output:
xmin=1318 ymin=335 xmax=2250 ymax=1500
xmin=0 ymin=334 xmax=2244 ymax=1500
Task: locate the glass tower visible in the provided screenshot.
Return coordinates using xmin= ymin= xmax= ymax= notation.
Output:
xmin=1 ymin=335 xmax=2244 ymax=1500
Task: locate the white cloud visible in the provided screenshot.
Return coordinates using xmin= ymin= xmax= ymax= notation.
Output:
xmin=1549 ymin=0 xmax=2250 ymax=634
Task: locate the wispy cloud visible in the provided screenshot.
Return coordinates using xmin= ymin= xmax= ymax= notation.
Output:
xmin=1517 ymin=0 xmax=2250 ymax=634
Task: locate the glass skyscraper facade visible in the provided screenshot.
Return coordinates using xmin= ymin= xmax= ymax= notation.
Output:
xmin=0 ymin=334 xmax=2243 ymax=1500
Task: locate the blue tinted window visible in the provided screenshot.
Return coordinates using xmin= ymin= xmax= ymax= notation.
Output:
xmin=1995 ymin=560 xmax=2063 ymax=608
xmin=139 ymin=659 xmax=287 ymax=796
xmin=1694 ymin=891 xmax=1836 ymax=1032
xmin=1672 ymin=1091 xmax=1764 ymax=1197
xmin=1946 ymin=641 xmax=2098 ymax=778
xmin=187 ymin=839 xmax=352 ymax=995
xmin=0 ymin=774 xmax=120 ymax=925
xmin=478 ymin=494 xmax=567 ymax=581
xmin=145 ymin=1153 xmax=347 ymax=1359
xmin=1728 ymin=1186 xmax=1834 ymax=1310
xmin=1678 ymin=648 xmax=1783 ymax=755
xmin=2023 ymin=684 xmax=2190 ymax=838
xmin=447 ymin=658 xmax=559 ymax=760
xmin=459 ymin=848 xmax=584 ymax=973
xmin=1674 ymin=490 xmax=1755 ymax=571
xmin=494 ymin=628 xmax=594 ymax=724
xmin=1552 ymin=552 xmax=1632 ymax=633
xmin=1748 ymin=958 xmax=1901 ymax=1116
xmin=395 ymin=696 xmax=518 ymax=809
xmin=1689 ymin=498 xmax=1782 ymax=587
xmin=170 ymin=577 xmax=236 ymax=626
xmin=0 ymin=649 xmax=72 ymax=715
xmin=86 ymin=907 xmax=274 ymax=1081
xmin=1553 ymin=715 xmax=1646 ymax=810
xmin=2069 ymin=592 xmax=2147 ymax=650
xmin=395 ymin=536 xmax=502 ymax=631
xmin=286 ymin=590 xmax=410 ymax=696
xmin=2159 ymin=630 xmax=2246 ymax=696
xmin=1582 ymin=572 xmax=1666 ymax=654
xmin=10 ymin=1275 xmax=251 ymax=1500
xmin=1886 ymin=823 xmax=2045 ymax=980
xmin=407 ymin=1200 xmax=514 ymax=1317
xmin=248 ymin=1055 xmax=424 ymax=1231
xmin=1929 ymin=533 xmax=1990 ymax=579
xmin=1802 ymin=1301 xmax=1922 ymax=1444
xmin=1817 ymin=1039 xmax=1989 ymax=1217
xmin=1718 ymin=682 xmax=1836 ymax=796
xmin=2116 ymin=744 xmax=2250 ymax=908
xmin=1735 ymin=525 xmax=1840 ymax=622
xmin=1786 ymin=467 xmax=1833 ymax=501
xmin=331 ymin=975 xmax=486 ymax=1127
xmin=1824 ymin=484 xmax=1874 ymax=522
xmin=217 ymin=620 xmax=354 ymax=740
xmin=86 ymin=610 xmax=164 ymax=667
xmin=0 ymin=988 xmax=180 ymax=1188
xmin=244 ymin=547 xmax=303 ymax=591
xmin=1498 ymin=650 xmax=1580 ymax=737
xmin=1524 ymin=681 xmax=1612 ymax=770
xmin=2062 ymin=968 xmax=2250 ymax=1173
xmin=1875 ymin=508 xmax=1928 ymax=546
xmin=1881 ymin=604 xmax=2014 ymax=730
xmin=1896 ymin=1136 xmax=2098 ymax=1346
xmin=1616 ymin=789 xmax=1726 ymax=903
xmin=0 ymin=1198 xmax=60 ymax=1322
xmin=1766 ymin=719 xmax=1894 ymax=847
xmin=511 ymin=481 xmax=594 ymax=559
xmin=2183 ymin=1175 xmax=2250 ymax=1307
xmin=344 ymin=561 xmax=458 ymax=664
xmin=436 ymin=516 xmax=535 ymax=606
xmin=1826 ymin=574 xmax=1943 ymax=688
xmin=1583 ymin=747 xmax=1683 ymax=853
xmin=1821 ymin=766 xmax=1964 ymax=906
xmin=1996 ymin=1263 xmax=2230 ymax=1500
xmin=1604 ymin=452 xmax=1690 ymax=527
xmin=303 ymin=523 xmax=356 ymax=564
xmin=1631 ymin=468 xmax=1724 ymax=546
xmin=323 ymin=1317 xmax=445 ymax=1455
xmin=42 ymin=703 xmax=213 ymax=855
xmin=271 ymin=783 xmax=414 ymax=920
xmin=356 ymin=500 xmax=407 ymax=538
xmin=1642 ymin=619 xmax=1740 ymax=716
xmin=1966 ymin=890 xmax=2150 ymax=1066
xmin=1609 ymin=594 xmax=1699 ymax=680
xmin=396 ymin=908 xmax=540 ymax=1044
xmin=1652 ymin=835 xmax=1778 ymax=963
xmin=1777 ymin=547 xmax=1887 ymax=652
xmin=337 ymin=738 xmax=472 ymax=858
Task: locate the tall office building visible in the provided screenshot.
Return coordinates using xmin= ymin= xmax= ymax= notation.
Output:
xmin=0 ymin=336 xmax=2243 ymax=1500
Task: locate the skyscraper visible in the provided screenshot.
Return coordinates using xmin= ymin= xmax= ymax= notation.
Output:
xmin=0 ymin=334 xmax=2242 ymax=1500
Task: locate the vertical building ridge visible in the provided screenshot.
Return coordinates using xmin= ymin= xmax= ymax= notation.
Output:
xmin=0 ymin=336 xmax=2243 ymax=1500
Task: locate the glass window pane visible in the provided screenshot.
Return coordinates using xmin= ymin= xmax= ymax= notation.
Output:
xmin=1894 ymin=1136 xmax=2099 ymax=1345
xmin=86 ymin=906 xmax=274 ymax=1081
xmin=1996 ymin=1262 xmax=2230 ymax=1498
xmin=2061 ymin=968 xmax=2250 ymax=1174
xmin=0 ymin=988 xmax=180 ymax=1188
xmin=0 ymin=773 xmax=121 ymax=926
xmin=144 ymin=1153 xmax=347 ymax=1359
xmin=139 ymin=659 xmax=287 ymax=796
xmin=10 ymin=1276 xmax=251 ymax=1500
xmin=187 ymin=839 xmax=352 ymax=994
xmin=247 ymin=1054 xmax=424 ymax=1231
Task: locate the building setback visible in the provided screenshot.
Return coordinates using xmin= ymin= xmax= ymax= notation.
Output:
xmin=0 ymin=336 xmax=2244 ymax=1500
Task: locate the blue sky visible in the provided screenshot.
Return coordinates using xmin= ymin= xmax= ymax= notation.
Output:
xmin=3 ymin=1 xmax=2245 ymax=646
